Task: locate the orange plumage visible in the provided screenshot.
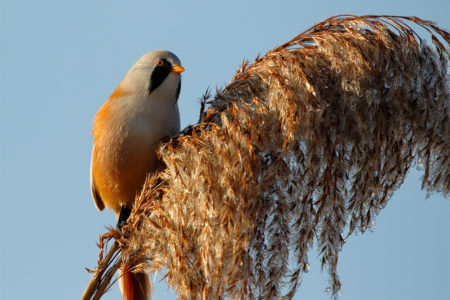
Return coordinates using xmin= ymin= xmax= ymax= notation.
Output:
xmin=119 ymin=264 xmax=151 ymax=300
xmin=91 ymin=91 xmax=160 ymax=215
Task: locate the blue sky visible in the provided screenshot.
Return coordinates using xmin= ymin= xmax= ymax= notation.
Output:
xmin=1 ymin=1 xmax=448 ymax=299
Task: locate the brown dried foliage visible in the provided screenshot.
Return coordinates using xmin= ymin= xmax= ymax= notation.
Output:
xmin=83 ymin=15 xmax=449 ymax=299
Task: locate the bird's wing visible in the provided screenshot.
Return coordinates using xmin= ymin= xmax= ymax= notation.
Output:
xmin=90 ymin=145 xmax=105 ymax=211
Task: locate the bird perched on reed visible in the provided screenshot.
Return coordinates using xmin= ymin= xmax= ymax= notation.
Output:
xmin=82 ymin=16 xmax=449 ymax=300
xmin=90 ymin=50 xmax=184 ymax=300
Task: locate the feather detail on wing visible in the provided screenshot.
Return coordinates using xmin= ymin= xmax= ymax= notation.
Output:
xmin=90 ymin=144 xmax=105 ymax=211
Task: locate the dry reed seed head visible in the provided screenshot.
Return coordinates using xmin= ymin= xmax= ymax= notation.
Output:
xmin=88 ymin=15 xmax=449 ymax=300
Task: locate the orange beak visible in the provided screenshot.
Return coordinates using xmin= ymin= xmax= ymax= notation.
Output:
xmin=171 ymin=65 xmax=185 ymax=74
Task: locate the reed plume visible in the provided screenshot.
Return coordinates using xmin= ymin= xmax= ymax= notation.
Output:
xmin=82 ymin=15 xmax=449 ymax=300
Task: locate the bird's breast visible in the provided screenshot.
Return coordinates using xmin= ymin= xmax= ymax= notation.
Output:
xmin=92 ymin=93 xmax=180 ymax=212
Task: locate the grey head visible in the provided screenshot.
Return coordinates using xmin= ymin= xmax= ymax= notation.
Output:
xmin=127 ymin=50 xmax=184 ymax=98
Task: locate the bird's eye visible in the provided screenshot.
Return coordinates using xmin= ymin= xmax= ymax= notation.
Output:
xmin=156 ymin=59 xmax=165 ymax=67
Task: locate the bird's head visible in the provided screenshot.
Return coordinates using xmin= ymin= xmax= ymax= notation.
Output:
xmin=118 ymin=50 xmax=184 ymax=102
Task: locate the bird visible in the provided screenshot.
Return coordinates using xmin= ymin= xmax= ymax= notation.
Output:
xmin=90 ymin=50 xmax=184 ymax=300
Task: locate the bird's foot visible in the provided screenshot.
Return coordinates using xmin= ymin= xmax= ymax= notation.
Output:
xmin=117 ymin=205 xmax=132 ymax=230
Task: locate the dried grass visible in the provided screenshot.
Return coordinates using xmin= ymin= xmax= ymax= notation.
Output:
xmin=82 ymin=15 xmax=449 ymax=299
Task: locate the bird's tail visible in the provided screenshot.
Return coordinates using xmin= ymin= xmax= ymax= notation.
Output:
xmin=119 ymin=264 xmax=151 ymax=300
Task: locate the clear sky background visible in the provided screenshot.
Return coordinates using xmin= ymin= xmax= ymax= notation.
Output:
xmin=1 ymin=1 xmax=448 ymax=299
